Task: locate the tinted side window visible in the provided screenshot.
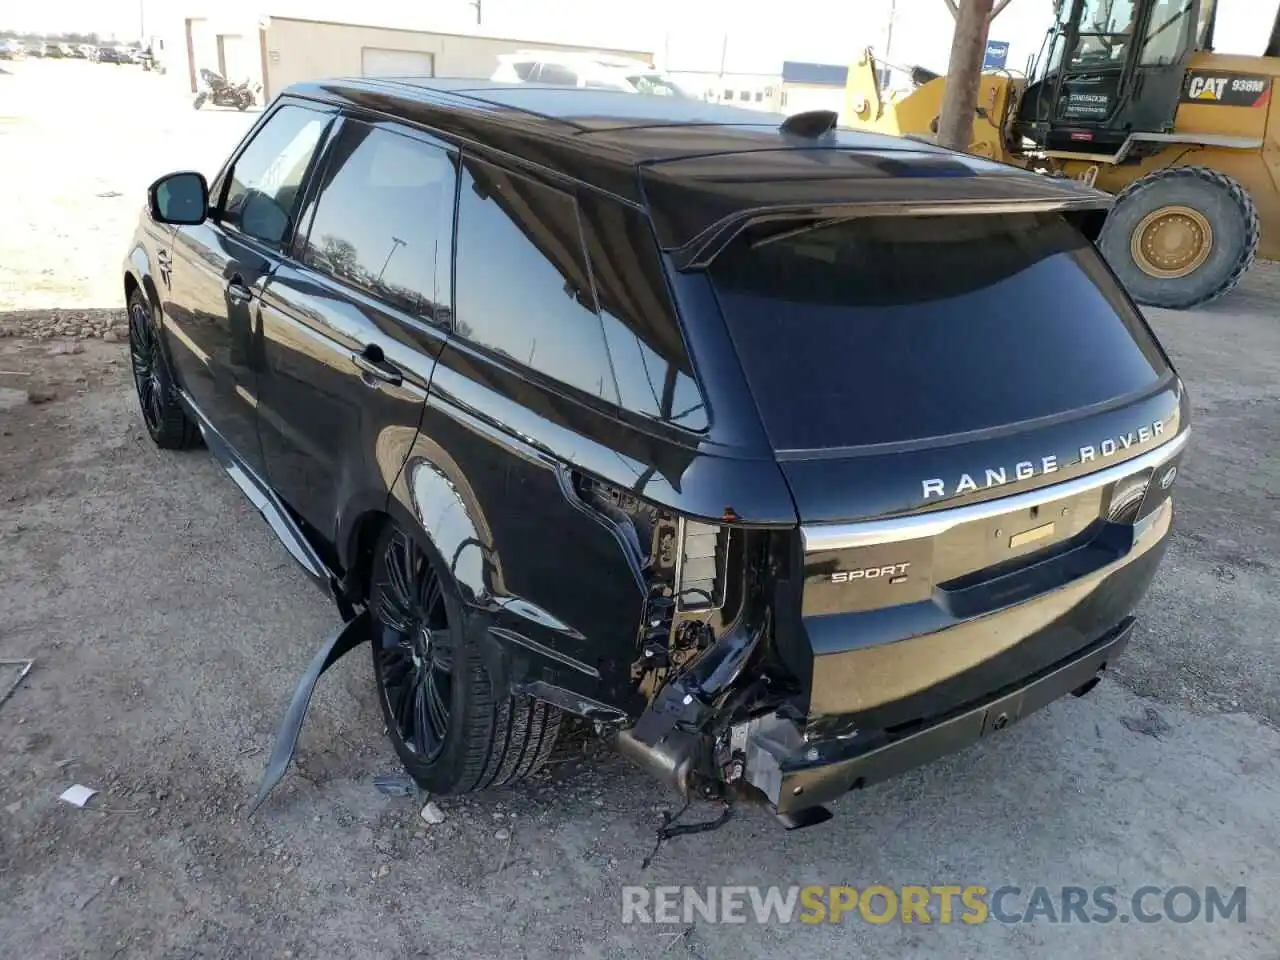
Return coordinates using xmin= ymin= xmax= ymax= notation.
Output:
xmin=454 ymin=157 xmax=616 ymax=402
xmin=302 ymin=121 xmax=456 ymax=318
xmin=221 ymin=103 xmax=328 ymax=246
xmin=577 ymin=196 xmax=708 ymax=432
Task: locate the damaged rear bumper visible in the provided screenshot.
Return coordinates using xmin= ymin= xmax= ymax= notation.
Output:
xmin=744 ymin=617 xmax=1134 ymax=815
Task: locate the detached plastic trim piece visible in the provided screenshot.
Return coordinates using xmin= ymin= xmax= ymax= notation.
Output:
xmin=247 ymin=610 xmax=371 ymax=816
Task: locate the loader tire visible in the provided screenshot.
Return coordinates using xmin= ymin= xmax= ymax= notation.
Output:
xmin=1098 ymin=165 xmax=1258 ymax=309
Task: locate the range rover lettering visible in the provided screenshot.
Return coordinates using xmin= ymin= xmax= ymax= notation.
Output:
xmin=122 ymin=79 xmax=1188 ymax=826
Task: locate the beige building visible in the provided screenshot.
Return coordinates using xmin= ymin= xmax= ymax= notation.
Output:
xmin=150 ymin=8 xmax=653 ymax=101
xmin=666 ymin=60 xmax=850 ymax=118
xmin=670 ymin=71 xmax=782 ymax=112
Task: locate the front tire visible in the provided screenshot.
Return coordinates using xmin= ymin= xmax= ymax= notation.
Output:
xmin=127 ymin=289 xmax=199 ymax=449
xmin=193 ymin=92 xmax=207 ymax=109
xmin=370 ymin=525 xmax=561 ymax=795
xmin=1098 ymin=166 xmax=1258 ymax=309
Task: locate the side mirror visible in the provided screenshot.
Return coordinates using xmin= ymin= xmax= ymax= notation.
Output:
xmin=148 ymin=171 xmax=209 ymax=225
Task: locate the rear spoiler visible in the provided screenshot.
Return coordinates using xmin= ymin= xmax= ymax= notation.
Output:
xmin=639 ymin=149 xmax=1114 ymax=271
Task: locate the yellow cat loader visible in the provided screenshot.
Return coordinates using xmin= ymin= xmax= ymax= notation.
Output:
xmin=846 ymin=0 xmax=1280 ymax=308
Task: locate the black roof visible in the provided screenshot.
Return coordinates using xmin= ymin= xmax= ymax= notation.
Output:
xmin=284 ymin=78 xmax=1113 ymax=265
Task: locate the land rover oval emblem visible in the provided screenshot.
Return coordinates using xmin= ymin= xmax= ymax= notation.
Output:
xmin=1160 ymin=465 xmax=1178 ymax=490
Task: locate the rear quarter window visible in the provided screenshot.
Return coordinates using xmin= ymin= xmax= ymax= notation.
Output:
xmin=709 ymin=213 xmax=1168 ymax=452
xmin=453 ymin=156 xmax=616 ymax=402
xmin=576 ymin=195 xmax=708 ymax=432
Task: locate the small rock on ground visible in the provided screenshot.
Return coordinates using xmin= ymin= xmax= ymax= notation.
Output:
xmin=419 ymin=801 xmax=446 ymax=825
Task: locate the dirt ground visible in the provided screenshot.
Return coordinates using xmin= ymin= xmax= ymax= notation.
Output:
xmin=2 ymin=59 xmax=1279 ymax=960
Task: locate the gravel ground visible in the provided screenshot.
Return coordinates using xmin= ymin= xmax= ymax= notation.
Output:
xmin=1 ymin=58 xmax=1279 ymax=960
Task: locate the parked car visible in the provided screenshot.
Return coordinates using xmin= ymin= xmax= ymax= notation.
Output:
xmin=492 ymin=50 xmax=694 ymax=97
xmin=124 ymin=80 xmax=1188 ymax=823
xmin=0 ymin=39 xmax=25 ymax=59
xmin=23 ymin=40 xmax=45 ymax=57
xmin=43 ymin=43 xmax=65 ymax=59
xmin=96 ymin=45 xmax=129 ymax=65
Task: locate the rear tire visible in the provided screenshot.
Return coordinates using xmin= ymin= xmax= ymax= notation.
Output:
xmin=1098 ymin=165 xmax=1258 ymax=309
xmin=127 ymin=289 xmax=200 ymax=450
xmin=369 ymin=525 xmax=561 ymax=795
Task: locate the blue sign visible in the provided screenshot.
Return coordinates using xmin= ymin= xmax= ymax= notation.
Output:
xmin=984 ymin=40 xmax=1010 ymax=69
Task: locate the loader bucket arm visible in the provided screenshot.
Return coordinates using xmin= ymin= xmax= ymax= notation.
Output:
xmin=844 ymin=48 xmax=951 ymax=141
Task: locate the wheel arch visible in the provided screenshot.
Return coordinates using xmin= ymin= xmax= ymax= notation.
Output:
xmin=378 ymin=442 xmax=629 ymax=719
xmin=123 ymin=255 xmax=184 ymax=384
xmin=124 ymin=259 xmax=162 ymax=316
xmin=339 ymin=507 xmax=393 ymax=605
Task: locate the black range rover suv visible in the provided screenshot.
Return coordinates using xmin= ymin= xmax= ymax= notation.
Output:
xmin=123 ymin=80 xmax=1188 ymax=822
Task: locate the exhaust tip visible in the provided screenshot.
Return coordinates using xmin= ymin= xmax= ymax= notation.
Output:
xmin=1071 ymin=674 xmax=1103 ymax=698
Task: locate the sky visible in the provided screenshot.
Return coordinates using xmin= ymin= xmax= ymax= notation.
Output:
xmin=6 ymin=0 xmax=1275 ymax=71
xmin=3 ymin=0 xmax=1055 ymax=70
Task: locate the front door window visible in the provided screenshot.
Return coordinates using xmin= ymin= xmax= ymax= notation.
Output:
xmin=219 ymin=104 xmax=328 ymax=247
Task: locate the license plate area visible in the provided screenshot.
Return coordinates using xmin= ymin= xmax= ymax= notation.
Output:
xmin=932 ymin=485 xmax=1104 ymax=583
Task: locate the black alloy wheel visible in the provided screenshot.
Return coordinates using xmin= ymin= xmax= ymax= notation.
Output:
xmin=129 ymin=297 xmax=164 ymax=433
xmin=369 ymin=523 xmax=562 ymax=794
xmin=372 ymin=530 xmax=455 ymax=763
xmin=126 ymin=290 xmax=198 ymax=449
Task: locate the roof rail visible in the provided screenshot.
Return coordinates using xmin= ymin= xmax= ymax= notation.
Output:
xmin=779 ymin=110 xmax=838 ymax=138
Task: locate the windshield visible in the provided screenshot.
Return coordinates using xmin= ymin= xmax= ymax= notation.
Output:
xmin=628 ymin=73 xmax=693 ymax=97
xmin=1069 ymin=0 xmax=1139 ymax=67
xmin=707 ymin=214 xmax=1167 ymax=452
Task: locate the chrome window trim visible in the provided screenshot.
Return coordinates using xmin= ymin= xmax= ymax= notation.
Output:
xmin=801 ymin=429 xmax=1189 ymax=553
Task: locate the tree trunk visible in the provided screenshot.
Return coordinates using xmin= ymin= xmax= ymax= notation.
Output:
xmin=936 ymin=0 xmax=996 ymax=152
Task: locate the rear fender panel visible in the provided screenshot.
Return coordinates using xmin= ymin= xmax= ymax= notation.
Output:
xmin=384 ymin=427 xmax=637 ymax=717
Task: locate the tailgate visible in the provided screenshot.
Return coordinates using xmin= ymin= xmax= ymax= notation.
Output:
xmin=700 ymin=206 xmax=1189 ymax=722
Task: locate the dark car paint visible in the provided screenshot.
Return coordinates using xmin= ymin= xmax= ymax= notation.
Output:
xmin=124 ymin=87 xmax=798 ymax=719
xmin=163 ymin=221 xmax=277 ymax=474
xmin=774 ymin=617 xmax=1137 ymax=814
xmin=793 ymin=492 xmax=1174 ymax=725
xmin=123 ymin=79 xmax=1187 ymax=813
xmin=255 ymin=260 xmax=437 ymax=548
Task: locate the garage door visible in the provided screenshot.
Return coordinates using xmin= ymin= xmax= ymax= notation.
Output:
xmin=217 ymin=34 xmax=253 ymax=83
xmin=361 ymin=48 xmax=435 ymax=77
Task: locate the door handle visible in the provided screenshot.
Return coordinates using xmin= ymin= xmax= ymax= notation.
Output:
xmin=351 ymin=344 xmax=403 ymax=387
xmin=226 ymin=278 xmax=252 ymax=306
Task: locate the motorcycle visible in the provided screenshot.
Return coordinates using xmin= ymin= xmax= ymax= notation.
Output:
xmin=193 ymin=69 xmax=261 ymax=111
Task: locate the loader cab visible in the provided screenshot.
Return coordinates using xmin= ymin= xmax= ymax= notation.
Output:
xmin=1017 ymin=0 xmax=1208 ymax=154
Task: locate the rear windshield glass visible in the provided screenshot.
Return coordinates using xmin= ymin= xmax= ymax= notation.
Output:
xmin=709 ymin=213 xmax=1167 ymax=452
